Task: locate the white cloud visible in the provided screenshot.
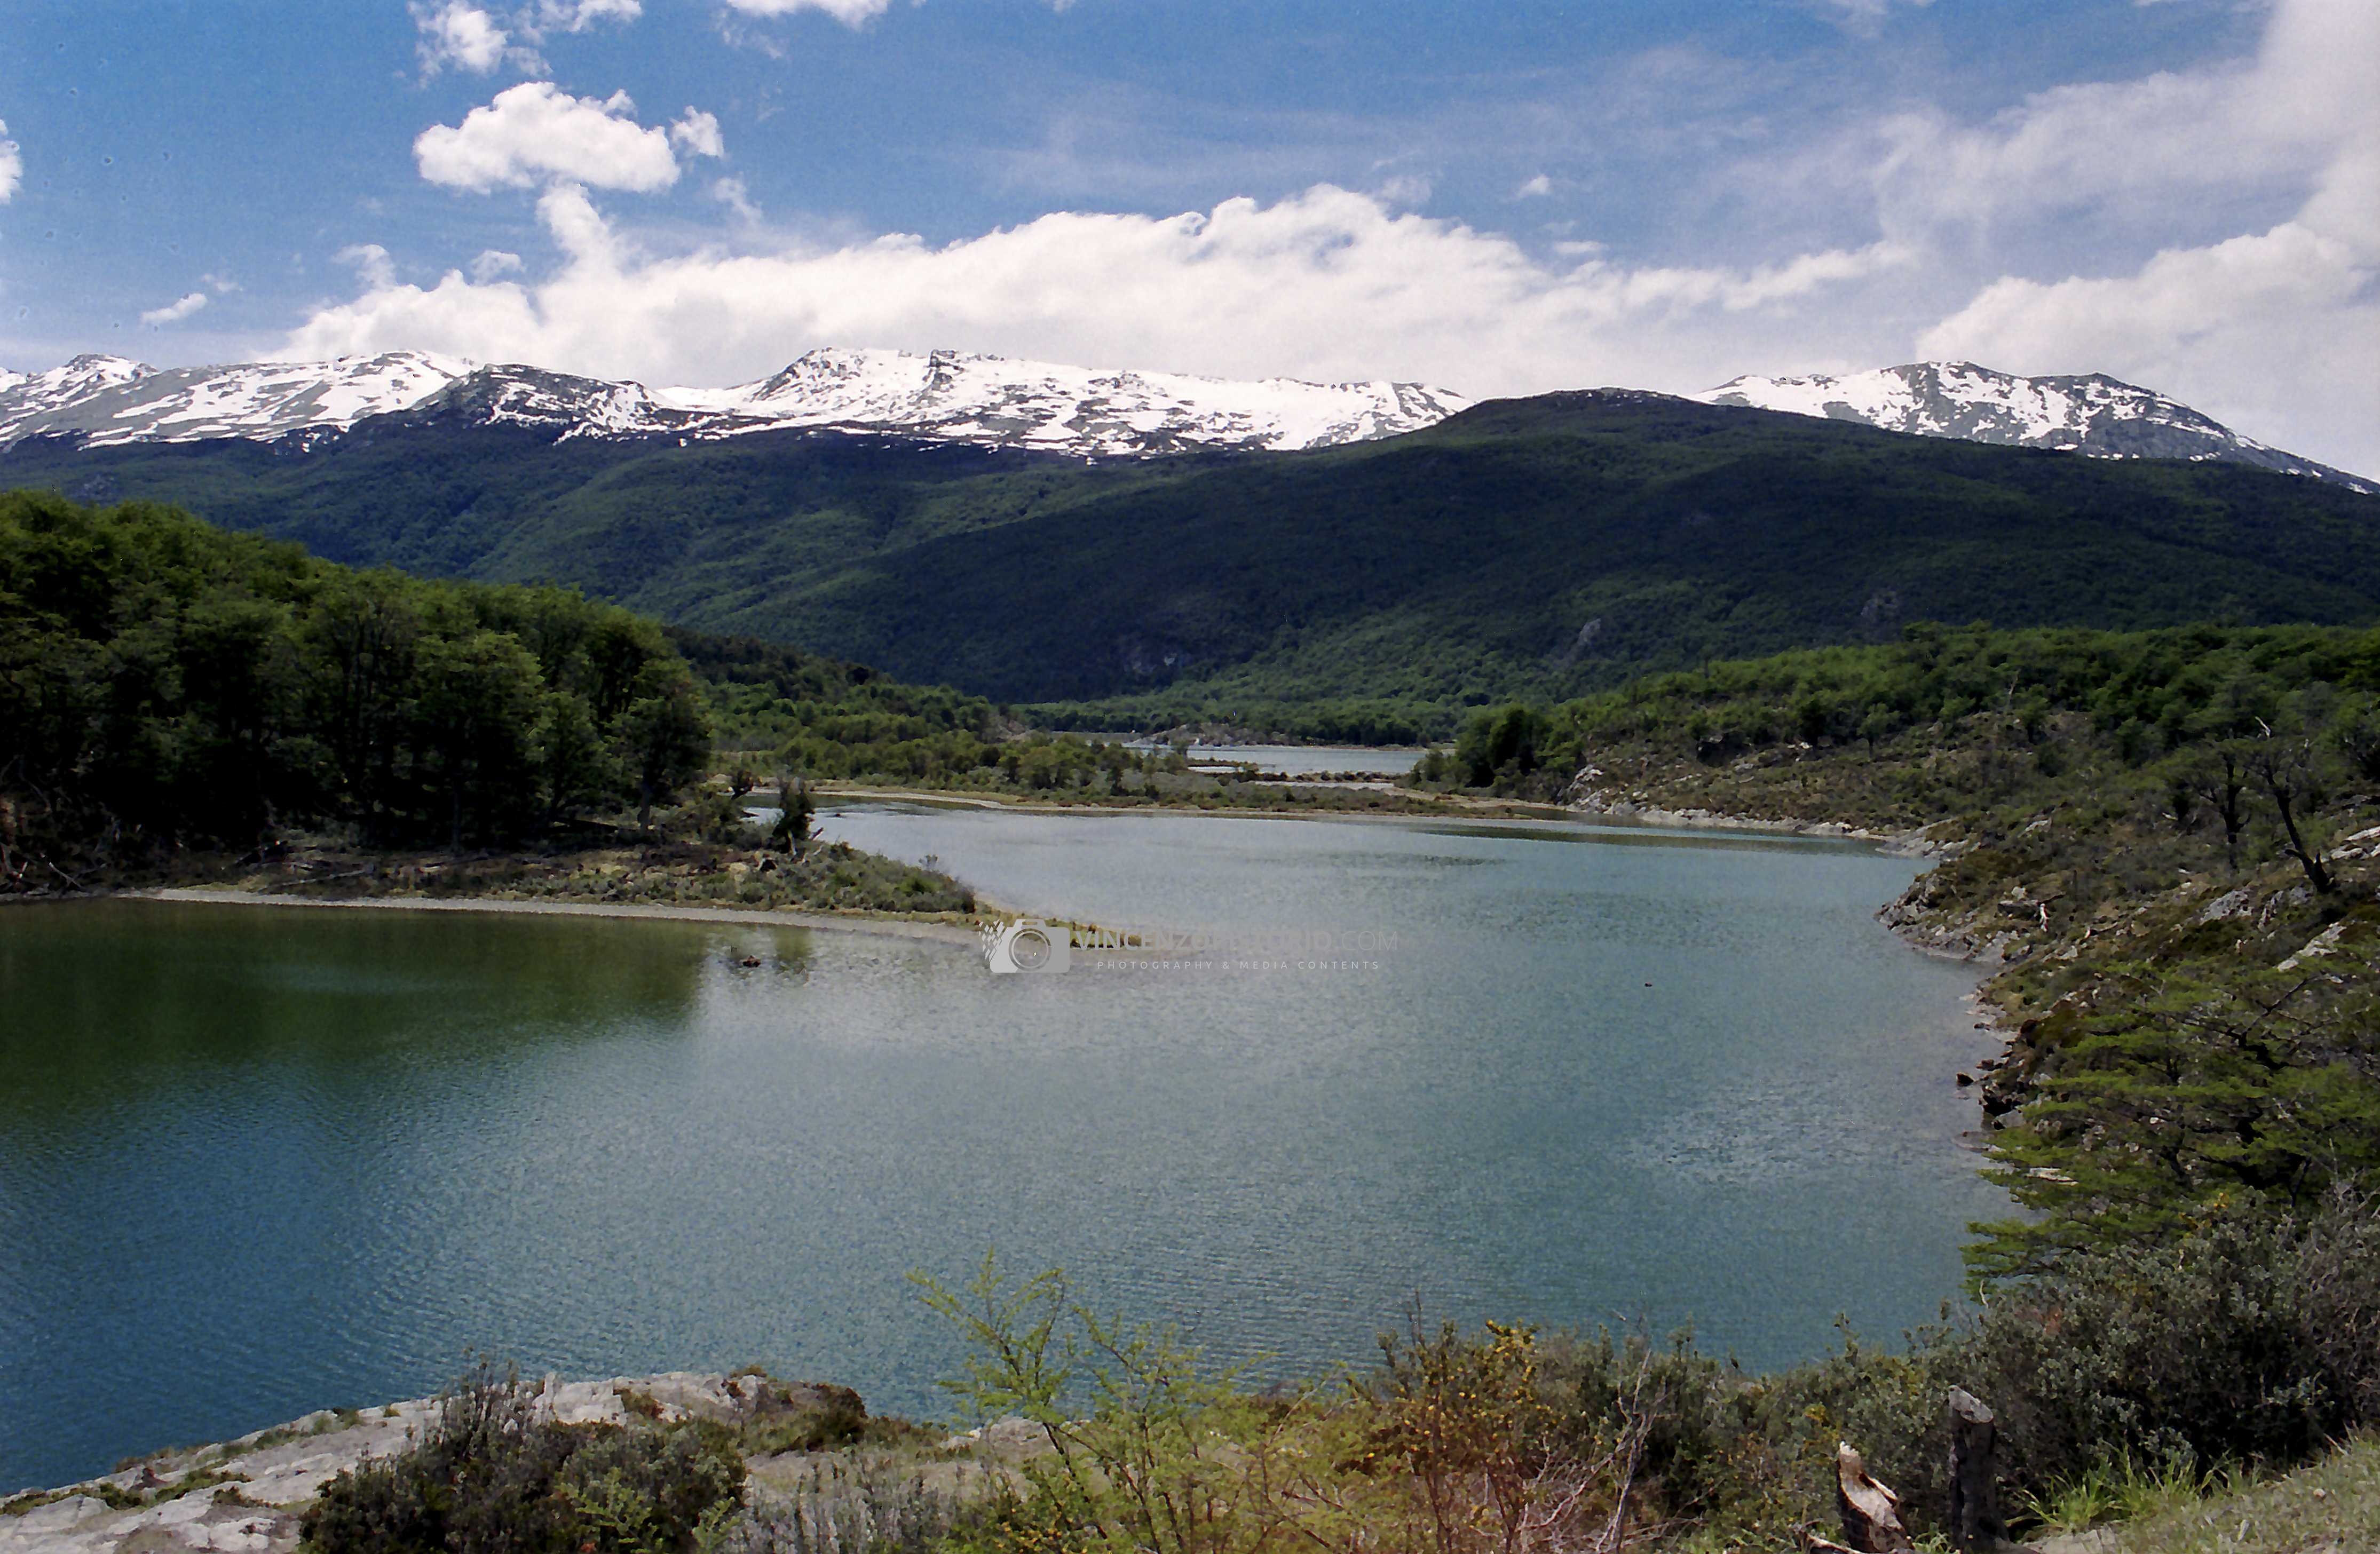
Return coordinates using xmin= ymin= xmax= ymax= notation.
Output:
xmin=412 ymin=2 xmax=511 ymax=75
xmin=337 ymin=244 xmax=398 ymax=290
xmin=1905 ymin=0 xmax=2380 ymax=476
xmin=280 ymin=182 xmax=1905 ymax=403
xmin=1922 ymin=222 xmax=2378 ymax=477
xmin=268 ymin=0 xmax=2374 ymax=479
xmin=669 ymin=108 xmax=725 ymax=160
xmin=1873 ymin=0 xmax=2374 ymax=242
xmin=413 ymin=0 xmax=639 ymax=74
xmin=721 ymin=0 xmax=895 ymax=27
xmin=415 ymin=82 xmax=689 ymax=192
xmin=201 ymin=273 xmax=241 ymax=295
xmin=532 ymin=0 xmax=642 ymax=32
xmin=710 ymin=176 xmax=761 ymax=223
xmin=1812 ymin=0 xmax=1932 ymax=34
xmin=140 ymin=292 xmax=210 ymax=327
xmin=0 ymin=118 xmax=21 ymax=203
xmin=470 ymin=248 xmax=525 ymax=281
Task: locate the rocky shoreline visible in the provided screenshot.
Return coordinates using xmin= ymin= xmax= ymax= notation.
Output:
xmin=0 ymin=1373 xmax=1004 ymax=1554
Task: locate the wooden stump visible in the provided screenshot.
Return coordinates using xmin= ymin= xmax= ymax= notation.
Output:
xmin=1948 ymin=1388 xmax=2010 ymax=1550
xmin=1834 ymin=1441 xmax=1915 ymax=1552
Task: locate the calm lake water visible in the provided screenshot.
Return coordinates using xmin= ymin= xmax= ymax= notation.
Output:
xmin=1132 ymin=743 xmax=1426 ymax=775
xmin=1082 ymin=739 xmax=1426 ymax=776
xmin=0 ymin=808 xmax=2002 ymax=1489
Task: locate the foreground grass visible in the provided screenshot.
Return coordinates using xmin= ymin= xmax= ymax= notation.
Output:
xmin=2034 ymin=1436 xmax=2380 ymax=1553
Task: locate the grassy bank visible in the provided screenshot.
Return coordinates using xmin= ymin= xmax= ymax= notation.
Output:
xmin=2028 ymin=1435 xmax=2380 ymax=1552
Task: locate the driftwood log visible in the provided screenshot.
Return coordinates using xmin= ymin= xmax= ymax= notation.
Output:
xmin=1947 ymin=1387 xmax=2010 ymax=1550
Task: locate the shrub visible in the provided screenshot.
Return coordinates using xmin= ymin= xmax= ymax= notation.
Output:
xmin=301 ymin=1361 xmax=746 ymax=1554
xmin=1777 ymin=1188 xmax=2380 ymax=1532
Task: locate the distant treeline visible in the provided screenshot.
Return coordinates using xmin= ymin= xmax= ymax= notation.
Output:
xmin=1 ymin=491 xmax=713 ymax=882
xmin=1032 ymin=695 xmax=1447 ymax=746
xmin=1437 ymin=620 xmax=2380 ymax=794
xmin=691 ymin=633 xmax=1204 ymax=790
xmin=686 ymin=628 xmax=1008 ymax=779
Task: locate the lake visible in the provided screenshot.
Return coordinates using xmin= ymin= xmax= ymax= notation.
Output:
xmin=1079 ymin=738 xmax=1427 ymax=776
xmin=0 ymin=807 xmax=2003 ymax=1490
xmin=1125 ymin=743 xmax=1427 ymax=776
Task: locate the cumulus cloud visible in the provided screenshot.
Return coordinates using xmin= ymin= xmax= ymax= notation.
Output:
xmin=532 ymin=0 xmax=642 ymax=31
xmin=470 ymin=248 xmax=525 ymax=281
xmin=669 ymin=108 xmax=725 ymax=160
xmin=412 ymin=0 xmax=641 ymax=75
xmin=722 ymin=0 xmax=895 ymax=27
xmin=1870 ymin=0 xmax=2372 ymax=240
xmin=1908 ymin=0 xmax=2380 ymax=475
xmin=337 ymin=243 xmax=398 ymax=290
xmin=279 ymin=0 xmax=2372 ymax=478
xmin=140 ymin=292 xmax=210 ymax=327
xmin=710 ymin=176 xmax=761 ymax=223
xmin=412 ymin=2 xmax=512 ymax=75
xmin=415 ymin=83 xmax=693 ymax=192
xmin=280 ymin=182 xmax=1905 ymax=400
xmin=0 ymin=117 xmax=21 ymax=203
xmin=1923 ymin=221 xmax=2378 ymax=478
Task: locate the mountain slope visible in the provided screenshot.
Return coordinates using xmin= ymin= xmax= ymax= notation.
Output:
xmin=9 ymin=390 xmax=2379 ymax=722
xmin=0 ymin=347 xmax=1468 ymax=459
xmin=1696 ymin=361 xmax=2373 ymax=490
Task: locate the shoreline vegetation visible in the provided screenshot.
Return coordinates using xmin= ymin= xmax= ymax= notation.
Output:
xmin=10 ymin=494 xmax=2380 ymax=1550
xmin=10 ymin=1254 xmax=2376 ymax=1554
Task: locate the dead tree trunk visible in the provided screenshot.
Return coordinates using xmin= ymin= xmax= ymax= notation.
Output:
xmin=1834 ymin=1441 xmax=1915 ymax=1552
xmin=1948 ymin=1388 xmax=2009 ymax=1550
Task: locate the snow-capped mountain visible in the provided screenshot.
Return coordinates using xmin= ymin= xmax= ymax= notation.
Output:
xmin=10 ymin=347 xmax=2358 ymax=488
xmin=0 ymin=353 xmax=473 ymax=449
xmin=1695 ymin=361 xmax=2371 ymax=492
xmin=0 ymin=347 xmax=1470 ymax=459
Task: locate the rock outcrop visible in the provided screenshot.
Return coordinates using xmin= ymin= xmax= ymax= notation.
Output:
xmin=0 ymin=1372 xmax=848 ymax=1554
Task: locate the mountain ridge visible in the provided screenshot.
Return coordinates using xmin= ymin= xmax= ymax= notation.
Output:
xmin=3 ymin=345 xmax=2361 ymax=488
xmin=8 ymin=388 xmax=2377 ymax=720
xmin=0 ymin=346 xmax=1470 ymax=460
xmin=1694 ymin=360 xmax=2372 ymax=491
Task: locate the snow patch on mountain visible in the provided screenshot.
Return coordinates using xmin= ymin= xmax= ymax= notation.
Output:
xmin=0 ymin=346 xmax=1469 ymax=459
xmin=0 ymin=352 xmax=468 ymax=448
xmin=1695 ymin=361 xmax=2371 ymax=491
xmin=659 ymin=347 xmax=1467 ymax=454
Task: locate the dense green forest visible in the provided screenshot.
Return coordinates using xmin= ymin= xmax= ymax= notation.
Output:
xmin=12 ymin=393 xmax=2380 ymax=726
xmin=680 ymin=627 xmax=1009 ymax=776
xmin=0 ymin=490 xmax=714 ymax=885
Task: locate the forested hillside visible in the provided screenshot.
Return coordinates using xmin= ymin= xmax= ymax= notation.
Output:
xmin=11 ymin=392 xmax=2380 ymax=730
xmin=0 ymin=490 xmax=714 ymax=885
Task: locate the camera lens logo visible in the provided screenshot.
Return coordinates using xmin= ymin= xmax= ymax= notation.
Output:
xmin=981 ymin=918 xmax=1072 ymax=975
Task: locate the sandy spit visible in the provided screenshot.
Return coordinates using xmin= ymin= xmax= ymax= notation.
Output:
xmin=134 ymin=887 xmax=982 ymax=946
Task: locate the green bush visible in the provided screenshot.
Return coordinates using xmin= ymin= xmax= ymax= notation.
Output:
xmin=1777 ymin=1188 xmax=2380 ymax=1533
xmin=302 ymin=1362 xmax=745 ymax=1554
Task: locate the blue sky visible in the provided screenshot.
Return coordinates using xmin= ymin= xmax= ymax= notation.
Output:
xmin=2 ymin=0 xmax=2374 ymax=472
